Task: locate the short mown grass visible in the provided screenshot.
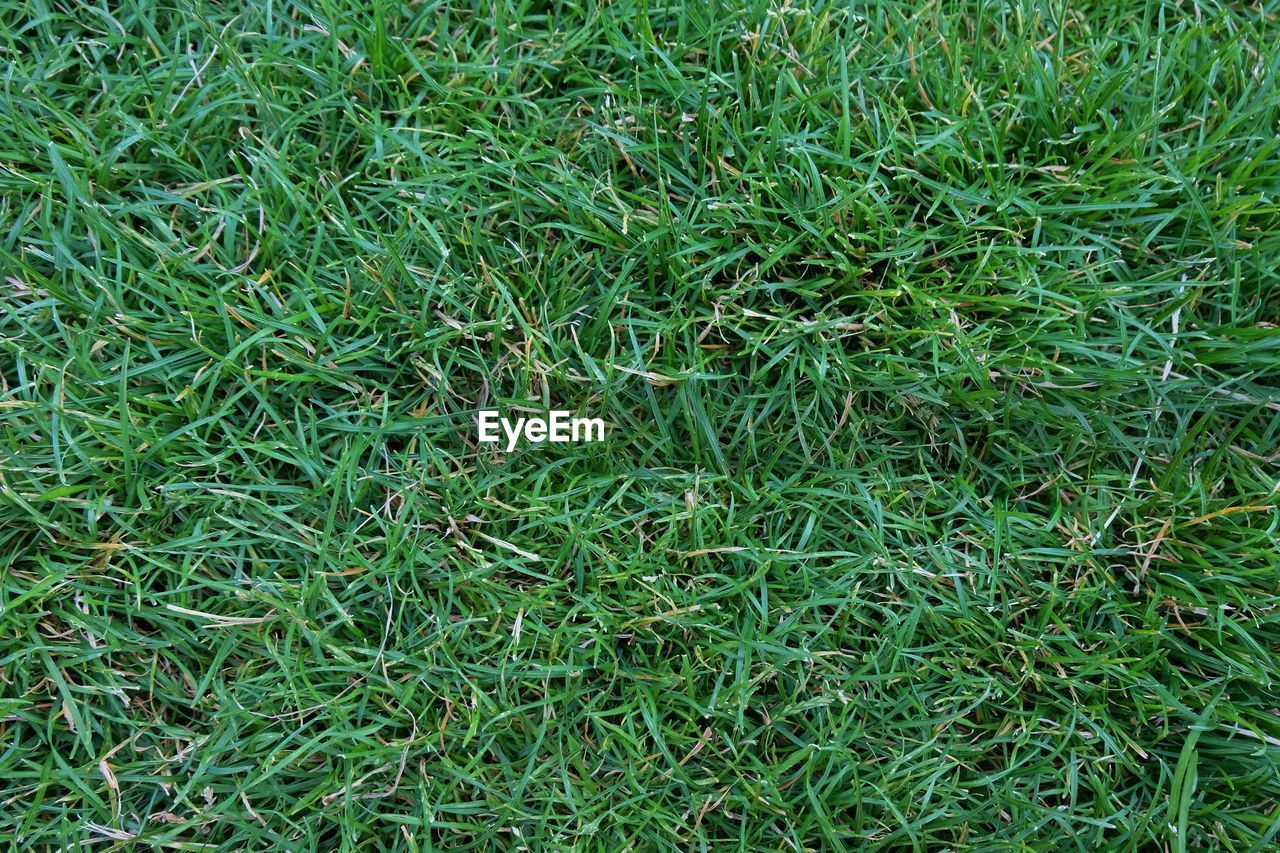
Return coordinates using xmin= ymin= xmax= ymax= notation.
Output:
xmin=2 ymin=0 xmax=1279 ymax=848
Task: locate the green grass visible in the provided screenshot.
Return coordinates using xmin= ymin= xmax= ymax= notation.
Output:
xmin=2 ymin=0 xmax=1280 ymax=848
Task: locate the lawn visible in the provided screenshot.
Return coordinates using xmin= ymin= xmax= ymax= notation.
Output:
xmin=2 ymin=0 xmax=1279 ymax=848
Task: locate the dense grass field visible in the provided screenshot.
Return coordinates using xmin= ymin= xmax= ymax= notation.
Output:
xmin=3 ymin=0 xmax=1280 ymax=848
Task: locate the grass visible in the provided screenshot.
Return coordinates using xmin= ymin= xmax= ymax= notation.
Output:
xmin=2 ymin=0 xmax=1279 ymax=848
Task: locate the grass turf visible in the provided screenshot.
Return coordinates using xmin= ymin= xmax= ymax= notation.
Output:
xmin=2 ymin=0 xmax=1280 ymax=848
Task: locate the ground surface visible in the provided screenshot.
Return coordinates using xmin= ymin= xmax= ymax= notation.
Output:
xmin=2 ymin=0 xmax=1280 ymax=849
